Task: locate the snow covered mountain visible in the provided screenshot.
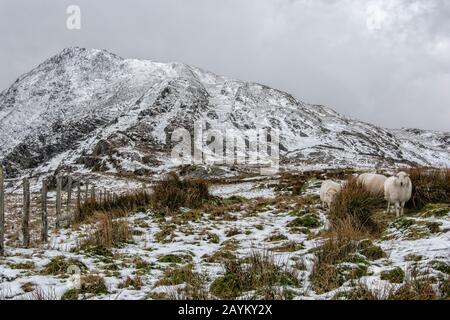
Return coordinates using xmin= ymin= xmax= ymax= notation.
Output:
xmin=0 ymin=47 xmax=449 ymax=178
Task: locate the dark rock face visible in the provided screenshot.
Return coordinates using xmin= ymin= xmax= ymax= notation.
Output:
xmin=132 ymin=78 xmax=211 ymax=147
xmin=0 ymin=47 xmax=449 ymax=178
xmin=3 ymin=116 xmax=110 ymax=175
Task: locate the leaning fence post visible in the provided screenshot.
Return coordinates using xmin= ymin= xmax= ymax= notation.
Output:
xmin=0 ymin=165 xmax=5 ymax=255
xmin=56 ymin=175 xmax=62 ymax=229
xmin=41 ymin=179 xmax=48 ymax=243
xmin=22 ymin=177 xmax=30 ymax=248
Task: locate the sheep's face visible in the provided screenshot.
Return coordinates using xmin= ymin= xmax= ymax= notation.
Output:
xmin=326 ymin=188 xmax=339 ymax=203
xmin=396 ymin=172 xmax=410 ymax=187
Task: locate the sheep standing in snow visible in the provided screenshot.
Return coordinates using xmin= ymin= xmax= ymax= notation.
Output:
xmin=320 ymin=180 xmax=342 ymax=209
xmin=384 ymin=172 xmax=412 ymax=217
xmin=357 ymin=173 xmax=387 ymax=195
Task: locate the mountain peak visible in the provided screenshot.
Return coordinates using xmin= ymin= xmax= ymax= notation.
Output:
xmin=40 ymin=47 xmax=124 ymax=70
xmin=0 ymin=48 xmax=449 ymax=177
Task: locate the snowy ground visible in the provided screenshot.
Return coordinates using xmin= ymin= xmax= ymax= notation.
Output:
xmin=0 ymin=174 xmax=449 ymax=300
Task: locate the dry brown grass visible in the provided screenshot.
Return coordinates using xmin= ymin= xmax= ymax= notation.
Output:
xmin=329 ymin=178 xmax=385 ymax=234
xmin=275 ymin=172 xmax=308 ymax=195
xmin=76 ymin=189 xmax=152 ymax=222
xmin=202 ymin=194 xmax=318 ymax=220
xmin=405 ymin=167 xmax=450 ymax=210
xmin=152 ymin=172 xmax=210 ymax=214
xmin=155 ymin=263 xmax=211 ymax=299
xmin=341 ymin=267 xmax=447 ymax=300
xmin=340 ymin=282 xmax=387 ymax=300
xmin=118 ymin=275 xmax=143 ymax=290
xmin=80 ymin=213 xmax=133 ymax=252
xmin=61 ymin=274 xmax=109 ymax=299
xmin=387 ymin=268 xmax=438 ymax=300
xmin=210 ymin=250 xmax=300 ymax=300
xmin=310 ymin=216 xmax=368 ymax=294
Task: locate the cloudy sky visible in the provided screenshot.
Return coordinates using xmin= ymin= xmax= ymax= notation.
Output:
xmin=1 ymin=0 xmax=449 ymax=131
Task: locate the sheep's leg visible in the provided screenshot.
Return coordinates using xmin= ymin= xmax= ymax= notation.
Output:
xmin=400 ymin=202 xmax=405 ymax=216
xmin=386 ymin=202 xmax=391 ymax=214
xmin=395 ymin=202 xmax=400 ymax=218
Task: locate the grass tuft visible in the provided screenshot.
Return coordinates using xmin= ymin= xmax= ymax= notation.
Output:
xmin=41 ymin=256 xmax=87 ymax=276
xmin=76 ymin=189 xmax=152 ymax=223
xmin=79 ymin=213 xmax=133 ymax=254
xmin=210 ymin=251 xmax=299 ymax=300
xmin=380 ymin=267 xmax=405 ymax=283
xmin=405 ymin=167 xmax=450 ymax=210
xmin=329 ymin=178 xmax=384 ymax=234
xmin=61 ymin=275 xmax=108 ymax=300
xmin=152 ymin=172 xmax=211 ymax=214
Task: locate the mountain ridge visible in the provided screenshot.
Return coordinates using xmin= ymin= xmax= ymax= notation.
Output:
xmin=0 ymin=47 xmax=449 ymax=178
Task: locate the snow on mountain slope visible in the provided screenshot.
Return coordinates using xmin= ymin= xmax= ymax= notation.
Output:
xmin=0 ymin=47 xmax=449 ymax=178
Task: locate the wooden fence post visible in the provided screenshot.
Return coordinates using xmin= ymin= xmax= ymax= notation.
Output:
xmin=99 ymin=189 xmax=103 ymax=205
xmin=91 ymin=186 xmax=96 ymax=202
xmin=66 ymin=176 xmax=72 ymax=213
xmin=85 ymin=182 xmax=89 ymax=204
xmin=22 ymin=177 xmax=30 ymax=248
xmin=56 ymin=175 xmax=62 ymax=229
xmin=0 ymin=165 xmax=5 ymax=255
xmin=76 ymin=182 xmax=81 ymax=222
xmin=41 ymin=179 xmax=48 ymax=243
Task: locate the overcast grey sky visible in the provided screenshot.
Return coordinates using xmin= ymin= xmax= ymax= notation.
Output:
xmin=0 ymin=0 xmax=449 ymax=131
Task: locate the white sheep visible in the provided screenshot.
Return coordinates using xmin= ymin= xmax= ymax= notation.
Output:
xmin=384 ymin=172 xmax=412 ymax=217
xmin=320 ymin=180 xmax=342 ymax=209
xmin=357 ymin=173 xmax=387 ymax=195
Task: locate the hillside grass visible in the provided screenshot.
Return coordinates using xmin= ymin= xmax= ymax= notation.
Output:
xmin=329 ymin=177 xmax=385 ymax=234
xmin=152 ymin=172 xmax=211 ymax=214
xmin=405 ymin=167 xmax=450 ymax=210
xmin=210 ymin=251 xmax=299 ymax=300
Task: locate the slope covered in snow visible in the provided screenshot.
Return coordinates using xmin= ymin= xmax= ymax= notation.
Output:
xmin=0 ymin=47 xmax=449 ymax=178
xmin=0 ymin=177 xmax=448 ymax=300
